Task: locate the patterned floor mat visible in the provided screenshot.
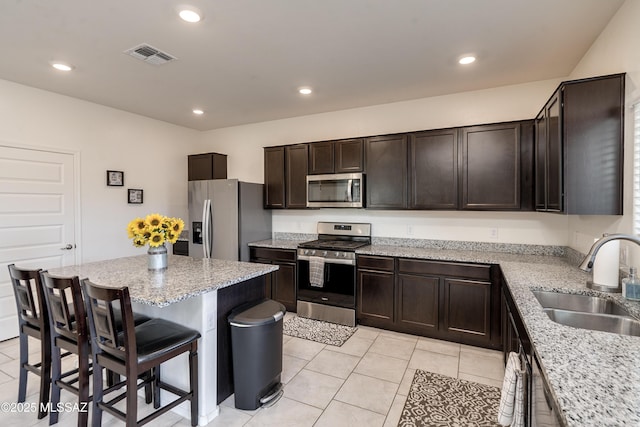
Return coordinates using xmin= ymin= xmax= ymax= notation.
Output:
xmin=398 ymin=370 xmax=501 ymax=427
xmin=283 ymin=316 xmax=357 ymax=346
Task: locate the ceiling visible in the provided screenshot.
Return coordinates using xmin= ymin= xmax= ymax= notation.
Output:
xmin=0 ymin=0 xmax=624 ymax=131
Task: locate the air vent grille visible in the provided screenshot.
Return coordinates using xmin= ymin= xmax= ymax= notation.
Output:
xmin=124 ymin=43 xmax=176 ymax=65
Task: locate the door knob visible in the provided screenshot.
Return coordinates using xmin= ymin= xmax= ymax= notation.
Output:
xmin=60 ymin=244 xmax=74 ymax=250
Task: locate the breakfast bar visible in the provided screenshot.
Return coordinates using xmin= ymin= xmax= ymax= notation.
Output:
xmin=48 ymin=254 xmax=278 ymax=426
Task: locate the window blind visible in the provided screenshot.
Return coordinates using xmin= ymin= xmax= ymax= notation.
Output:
xmin=634 ymin=102 xmax=640 ymax=234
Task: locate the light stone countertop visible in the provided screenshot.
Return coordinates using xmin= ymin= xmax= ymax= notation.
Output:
xmin=48 ymin=255 xmax=278 ymax=307
xmin=249 ymin=239 xmax=640 ymax=426
xmin=248 ymin=239 xmax=305 ymax=250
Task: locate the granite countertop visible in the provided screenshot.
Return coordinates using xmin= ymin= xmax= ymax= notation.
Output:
xmin=248 ymin=239 xmax=305 ymax=250
xmin=357 ymin=244 xmax=640 ymax=427
xmin=48 ymin=255 xmax=278 ymax=307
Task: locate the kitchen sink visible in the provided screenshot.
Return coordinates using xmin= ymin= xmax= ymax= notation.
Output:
xmin=532 ymin=290 xmax=640 ymax=336
xmin=532 ymin=290 xmax=631 ymax=317
xmin=542 ymin=309 xmax=640 ymax=337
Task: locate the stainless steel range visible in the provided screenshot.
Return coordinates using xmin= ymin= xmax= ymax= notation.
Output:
xmin=296 ymin=222 xmax=371 ymax=327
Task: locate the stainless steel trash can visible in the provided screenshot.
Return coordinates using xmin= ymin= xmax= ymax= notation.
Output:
xmin=228 ymin=299 xmax=286 ymax=410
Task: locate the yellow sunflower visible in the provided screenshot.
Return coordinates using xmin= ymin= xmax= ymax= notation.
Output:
xmin=171 ymin=217 xmax=185 ymax=235
xmin=132 ymin=236 xmax=147 ymax=247
xmin=167 ymin=231 xmax=178 ymax=244
xmin=145 ymin=213 xmax=163 ymax=229
xmin=127 ymin=217 xmax=147 ymax=237
xmin=148 ymin=231 xmax=165 ymax=247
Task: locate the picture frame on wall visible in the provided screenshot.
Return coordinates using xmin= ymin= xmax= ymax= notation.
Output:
xmin=106 ymin=170 xmax=124 ymax=186
xmin=128 ymin=189 xmax=143 ymax=204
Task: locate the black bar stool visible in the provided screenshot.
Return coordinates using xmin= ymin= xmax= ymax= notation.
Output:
xmin=8 ymin=264 xmax=53 ymax=419
xmin=82 ymin=279 xmax=200 ymax=427
xmin=40 ymin=272 xmax=154 ymax=427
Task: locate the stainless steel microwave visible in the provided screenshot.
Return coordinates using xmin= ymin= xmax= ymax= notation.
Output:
xmin=306 ymin=173 xmax=364 ymax=208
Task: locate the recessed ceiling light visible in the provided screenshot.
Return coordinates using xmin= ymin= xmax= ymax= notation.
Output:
xmin=192 ymin=109 xmax=204 ymax=115
xmin=458 ymin=56 xmax=476 ymax=65
xmin=299 ymin=87 xmax=312 ymax=95
xmin=179 ymin=8 xmax=202 ymax=23
xmin=51 ymin=62 xmax=73 ymax=71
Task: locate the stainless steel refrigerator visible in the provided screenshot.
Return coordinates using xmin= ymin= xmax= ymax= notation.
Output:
xmin=188 ymin=179 xmax=271 ymax=261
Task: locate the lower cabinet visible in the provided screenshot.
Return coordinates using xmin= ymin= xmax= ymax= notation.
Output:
xmin=250 ymin=247 xmax=297 ymax=312
xmin=357 ymin=255 xmax=501 ymax=349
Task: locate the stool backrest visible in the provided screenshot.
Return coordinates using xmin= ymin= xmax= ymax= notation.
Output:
xmin=82 ymin=279 xmax=136 ymax=361
xmin=8 ymin=264 xmax=48 ymax=331
xmin=40 ymin=272 xmax=87 ymax=342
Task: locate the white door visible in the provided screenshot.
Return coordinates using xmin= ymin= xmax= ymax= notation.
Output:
xmin=0 ymin=146 xmax=77 ymax=341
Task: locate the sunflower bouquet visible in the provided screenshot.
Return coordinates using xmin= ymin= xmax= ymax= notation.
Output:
xmin=127 ymin=214 xmax=185 ymax=248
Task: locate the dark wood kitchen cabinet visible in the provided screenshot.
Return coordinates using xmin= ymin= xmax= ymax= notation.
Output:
xmin=365 ymin=134 xmax=408 ymax=209
xmin=357 ymin=256 xmax=395 ymax=329
xmin=250 ymin=247 xmax=297 ymax=312
xmin=264 ymin=146 xmax=286 ymax=208
xmin=308 ymin=138 xmax=364 ymax=175
xmin=460 ymin=122 xmax=530 ymax=210
xmin=535 ymin=73 xmax=624 ymax=214
xmin=396 ymin=258 xmax=499 ymax=349
xmin=285 ymin=144 xmax=308 ymax=209
xmin=188 ymin=152 xmax=227 ymax=181
xmin=409 ymin=129 xmax=458 ymax=209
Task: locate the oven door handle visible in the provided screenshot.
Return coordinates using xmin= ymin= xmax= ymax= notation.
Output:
xmin=297 ymin=255 xmax=355 ymax=266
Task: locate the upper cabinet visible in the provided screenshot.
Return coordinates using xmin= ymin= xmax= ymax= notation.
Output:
xmin=535 ymin=74 xmax=624 ymax=214
xmin=285 ymin=144 xmax=309 ymax=209
xmin=308 ymin=138 xmax=364 ymax=175
xmin=409 ymin=129 xmax=458 ymax=210
xmin=365 ymin=134 xmax=408 ymax=209
xmin=460 ymin=121 xmax=534 ymax=211
xmin=264 ymin=146 xmax=286 ymax=208
xmin=188 ymin=152 xmax=227 ymax=181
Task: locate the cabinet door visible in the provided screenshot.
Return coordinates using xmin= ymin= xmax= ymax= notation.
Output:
xmin=396 ymin=273 xmax=439 ymax=334
xmin=273 ymin=262 xmax=297 ymax=312
xmin=285 ymin=144 xmax=308 ymax=208
xmin=264 ymin=147 xmax=286 ymax=208
xmin=534 ymin=111 xmax=548 ymax=210
xmin=365 ymin=134 xmax=408 ymax=209
xmin=357 ymin=269 xmax=395 ymax=328
xmin=409 ymin=129 xmax=458 ymax=209
xmin=188 ymin=153 xmax=227 ymax=181
xmin=308 ymin=141 xmax=334 ymax=175
xmin=336 ymin=139 xmax=364 ymax=173
xmin=461 ymin=123 xmax=521 ymax=210
xmin=442 ymin=278 xmax=491 ymax=344
xmin=546 ymin=93 xmax=563 ymax=212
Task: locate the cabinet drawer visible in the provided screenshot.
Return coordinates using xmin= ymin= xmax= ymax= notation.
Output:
xmin=397 ymin=258 xmax=490 ymax=281
xmin=357 ymin=255 xmax=394 ymax=272
xmin=250 ymin=247 xmax=296 ymax=263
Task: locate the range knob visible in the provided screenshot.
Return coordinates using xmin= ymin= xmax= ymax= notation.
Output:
xmin=335 ymin=252 xmax=340 ymax=257
xmin=310 ymin=250 xmax=316 ymax=255
xmin=322 ymin=251 xmax=328 ymax=256
xmin=304 ymin=249 xmax=310 ymax=255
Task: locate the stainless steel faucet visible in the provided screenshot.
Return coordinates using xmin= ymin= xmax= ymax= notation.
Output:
xmin=579 ymin=233 xmax=640 ymax=271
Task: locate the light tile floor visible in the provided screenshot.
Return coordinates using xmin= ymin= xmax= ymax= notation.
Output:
xmin=0 ymin=315 xmax=504 ymax=427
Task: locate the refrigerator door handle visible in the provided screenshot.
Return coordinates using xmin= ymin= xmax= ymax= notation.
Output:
xmin=202 ymin=199 xmax=211 ymax=258
xmin=207 ymin=198 xmax=213 ymax=258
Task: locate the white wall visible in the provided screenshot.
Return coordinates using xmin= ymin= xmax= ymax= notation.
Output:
xmin=196 ymin=77 xmax=570 ymax=245
xmin=0 ymin=79 xmax=199 ymax=262
xmin=564 ymin=0 xmax=640 ymax=263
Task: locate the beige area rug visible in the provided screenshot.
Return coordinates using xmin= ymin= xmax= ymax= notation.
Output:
xmin=283 ymin=315 xmax=357 ymax=346
xmin=398 ymin=370 xmax=501 ymax=427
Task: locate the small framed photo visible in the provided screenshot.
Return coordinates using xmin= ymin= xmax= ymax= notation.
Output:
xmin=106 ymin=170 xmax=124 ymax=186
xmin=128 ymin=189 xmax=143 ymax=204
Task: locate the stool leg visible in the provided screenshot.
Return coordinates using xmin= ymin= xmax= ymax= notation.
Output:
xmin=91 ymin=364 xmax=103 ymax=427
xmin=49 ymin=343 xmax=62 ymax=425
xmin=125 ymin=374 xmax=138 ymax=426
xmin=153 ymin=366 xmax=161 ymax=409
xmin=17 ymin=332 xmax=28 ymax=402
xmin=77 ymin=342 xmax=90 ymax=427
xmin=144 ymin=371 xmax=152 ymax=404
xmin=37 ymin=332 xmax=52 ymax=419
xmin=189 ymin=343 xmax=198 ymax=427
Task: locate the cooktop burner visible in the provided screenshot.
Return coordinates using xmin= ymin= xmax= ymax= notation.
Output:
xmin=298 ymin=239 xmax=370 ymax=251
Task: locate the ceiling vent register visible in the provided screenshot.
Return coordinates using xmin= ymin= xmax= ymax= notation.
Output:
xmin=124 ymin=43 xmax=176 ymax=65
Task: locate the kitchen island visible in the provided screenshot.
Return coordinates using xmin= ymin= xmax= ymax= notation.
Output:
xmin=49 ymin=255 xmax=278 ymax=426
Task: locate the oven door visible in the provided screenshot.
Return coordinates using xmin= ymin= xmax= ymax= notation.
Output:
xmin=306 ymin=173 xmax=364 ymax=208
xmin=297 ymin=257 xmax=356 ymax=309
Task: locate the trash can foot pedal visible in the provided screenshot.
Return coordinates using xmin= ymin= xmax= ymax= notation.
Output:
xmin=260 ymin=383 xmax=284 ymax=408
